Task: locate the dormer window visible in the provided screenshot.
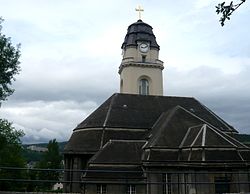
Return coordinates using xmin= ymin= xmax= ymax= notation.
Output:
xmin=139 ymin=78 xmax=149 ymax=95
xmin=142 ymin=55 xmax=146 ymax=62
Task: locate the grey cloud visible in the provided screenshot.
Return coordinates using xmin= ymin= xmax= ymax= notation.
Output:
xmin=1 ymin=99 xmax=98 ymax=143
xmin=166 ymin=65 xmax=250 ymax=133
xmin=9 ymin=57 xmax=119 ymax=103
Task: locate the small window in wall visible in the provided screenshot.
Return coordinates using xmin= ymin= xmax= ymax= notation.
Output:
xmin=139 ymin=79 xmax=149 ymax=95
xmin=214 ymin=177 xmax=230 ymax=194
xmin=142 ymin=55 xmax=146 ymax=62
xmin=127 ymin=185 xmax=136 ymax=194
xmin=163 ymin=173 xmax=172 ymax=194
xmin=97 ymin=184 xmax=107 ymax=194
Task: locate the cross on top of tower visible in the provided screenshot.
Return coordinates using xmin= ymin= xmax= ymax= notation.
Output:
xmin=135 ymin=5 xmax=144 ymax=20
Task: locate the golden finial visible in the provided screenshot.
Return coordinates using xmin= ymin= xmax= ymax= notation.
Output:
xmin=135 ymin=5 xmax=144 ymax=20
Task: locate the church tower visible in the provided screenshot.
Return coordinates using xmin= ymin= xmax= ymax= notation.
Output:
xmin=119 ymin=19 xmax=164 ymax=96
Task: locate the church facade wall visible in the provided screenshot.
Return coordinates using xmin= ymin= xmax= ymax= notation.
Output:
xmin=83 ymin=184 xmax=146 ymax=194
xmin=146 ymin=169 xmax=250 ymax=194
xmin=67 ymin=168 xmax=250 ymax=194
xmin=64 ymin=154 xmax=93 ymax=193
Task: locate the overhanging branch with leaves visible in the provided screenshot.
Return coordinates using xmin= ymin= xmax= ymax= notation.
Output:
xmin=216 ymin=0 xmax=246 ymax=26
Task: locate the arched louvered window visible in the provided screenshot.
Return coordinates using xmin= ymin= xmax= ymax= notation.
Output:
xmin=139 ymin=78 xmax=149 ymax=95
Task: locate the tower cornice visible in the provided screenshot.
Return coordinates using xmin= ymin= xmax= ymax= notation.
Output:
xmin=119 ymin=61 xmax=164 ymax=74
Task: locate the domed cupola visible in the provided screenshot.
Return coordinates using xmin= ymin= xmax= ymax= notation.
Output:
xmin=121 ymin=19 xmax=160 ymax=50
xmin=119 ymin=20 xmax=164 ymax=96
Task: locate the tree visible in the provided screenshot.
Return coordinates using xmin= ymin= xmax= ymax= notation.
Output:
xmin=216 ymin=0 xmax=246 ymax=26
xmin=0 ymin=17 xmax=21 ymax=103
xmin=36 ymin=139 xmax=63 ymax=190
xmin=0 ymin=17 xmax=25 ymax=191
xmin=0 ymin=119 xmax=26 ymax=191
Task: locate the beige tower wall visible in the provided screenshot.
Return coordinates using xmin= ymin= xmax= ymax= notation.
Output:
xmin=120 ymin=66 xmax=163 ymax=96
xmin=124 ymin=47 xmax=159 ymax=63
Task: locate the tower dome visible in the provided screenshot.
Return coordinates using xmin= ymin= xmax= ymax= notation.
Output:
xmin=121 ymin=19 xmax=160 ymax=50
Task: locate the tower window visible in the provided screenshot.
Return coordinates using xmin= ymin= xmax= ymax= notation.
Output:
xmin=139 ymin=79 xmax=149 ymax=95
xmin=142 ymin=55 xmax=146 ymax=62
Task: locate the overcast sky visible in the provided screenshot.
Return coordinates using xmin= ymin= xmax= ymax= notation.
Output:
xmin=0 ymin=0 xmax=249 ymax=144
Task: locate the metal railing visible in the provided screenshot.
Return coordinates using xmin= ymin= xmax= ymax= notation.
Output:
xmin=1 ymin=167 xmax=250 ymax=193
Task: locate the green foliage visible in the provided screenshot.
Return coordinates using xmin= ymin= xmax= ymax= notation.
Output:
xmin=216 ymin=0 xmax=246 ymax=26
xmin=0 ymin=119 xmax=24 ymax=165
xmin=22 ymin=149 xmax=44 ymax=162
xmin=22 ymin=141 xmax=67 ymax=165
xmin=0 ymin=17 xmax=21 ymax=103
xmin=233 ymin=133 xmax=250 ymax=144
xmin=0 ymin=118 xmax=26 ymax=191
xmin=35 ymin=139 xmax=63 ymax=191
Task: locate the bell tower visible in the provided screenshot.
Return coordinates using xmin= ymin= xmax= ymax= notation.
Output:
xmin=119 ymin=19 xmax=164 ymax=96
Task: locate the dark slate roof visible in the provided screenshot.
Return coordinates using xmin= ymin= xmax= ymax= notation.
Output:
xmin=143 ymin=106 xmax=250 ymax=164
xmin=64 ymin=128 xmax=146 ymax=154
xmin=64 ymin=129 xmax=103 ymax=154
xmin=65 ymin=93 xmax=250 ymax=174
xmin=82 ymin=166 xmax=145 ymax=180
xmin=75 ymin=93 xmax=237 ymax=133
xmin=121 ymin=20 xmax=160 ymax=49
xmin=82 ymin=140 xmax=146 ymax=180
xmin=89 ymin=140 xmax=146 ymax=164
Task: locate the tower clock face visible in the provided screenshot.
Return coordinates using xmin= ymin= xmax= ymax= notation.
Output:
xmin=139 ymin=43 xmax=149 ymax=53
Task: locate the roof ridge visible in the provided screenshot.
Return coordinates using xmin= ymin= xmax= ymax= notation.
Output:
xmin=176 ymin=105 xmax=226 ymax=132
xmin=205 ymin=124 xmax=239 ymax=148
xmin=217 ymin=128 xmax=250 ymax=149
xmin=109 ymin=139 xmax=147 ymax=143
xmin=190 ymin=126 xmax=203 ymax=147
xmin=147 ymin=106 xmax=184 ymax=147
xmin=179 ymin=124 xmax=204 ymax=148
xmin=103 ymin=93 xmax=117 ymax=127
xmin=100 ymin=93 xmax=118 ymax=148
xmin=179 ymin=107 xmax=247 ymax=148
xmin=89 ymin=140 xmax=112 ymax=163
xmin=194 ymin=98 xmax=236 ymax=132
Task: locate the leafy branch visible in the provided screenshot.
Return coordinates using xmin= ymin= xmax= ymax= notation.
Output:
xmin=216 ymin=0 xmax=246 ymax=26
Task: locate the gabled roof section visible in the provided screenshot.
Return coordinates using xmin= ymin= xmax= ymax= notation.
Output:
xmin=64 ymin=129 xmax=103 ymax=154
xmin=89 ymin=140 xmax=146 ymax=164
xmin=181 ymin=124 xmax=246 ymax=148
xmin=146 ymin=106 xmax=245 ymax=149
xmin=75 ymin=93 xmax=237 ymax=133
xmin=146 ymin=106 xmax=207 ymax=148
xmin=74 ymin=94 xmax=116 ymax=130
xmin=83 ymin=140 xmax=146 ymax=180
xmin=143 ymin=106 xmax=250 ymax=164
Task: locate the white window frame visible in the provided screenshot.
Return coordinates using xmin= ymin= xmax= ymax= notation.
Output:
xmin=163 ymin=173 xmax=172 ymax=194
xmin=97 ymin=184 xmax=107 ymax=194
xmin=127 ymin=184 xmax=136 ymax=194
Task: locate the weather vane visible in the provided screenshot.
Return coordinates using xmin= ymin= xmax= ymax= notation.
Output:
xmin=135 ymin=5 xmax=144 ymax=20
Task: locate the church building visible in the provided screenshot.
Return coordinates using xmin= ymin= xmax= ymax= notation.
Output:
xmin=64 ymin=16 xmax=250 ymax=194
